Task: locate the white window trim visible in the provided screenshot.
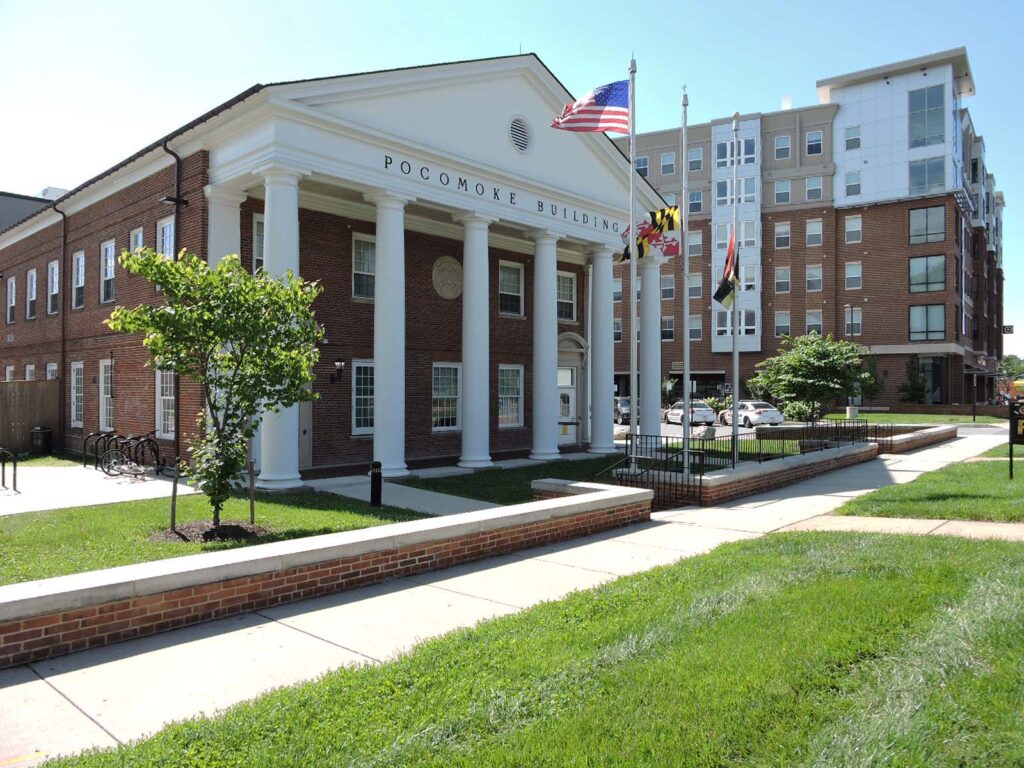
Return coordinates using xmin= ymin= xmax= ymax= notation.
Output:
xmin=806 ymin=176 xmax=823 ymax=201
xmin=612 ymin=277 xmax=622 ymax=303
xmin=688 ymin=314 xmax=702 ymax=341
xmin=4 ymin=365 xmax=13 ymax=382
xmin=6 ymin=276 xmax=15 ymax=324
xmin=252 ymin=213 xmax=265 ymax=274
xmin=155 ymin=369 xmax=176 ymax=440
xmin=661 ymin=316 xmax=674 ymax=342
xmin=70 ymin=361 xmax=84 ymax=428
xmin=497 ymin=364 xmax=524 ymax=429
xmin=351 ymin=360 xmax=375 ymax=436
xmin=687 ymin=230 xmax=703 ymax=257
xmin=845 ymin=261 xmax=863 ymax=290
xmin=98 ymin=358 xmax=114 ymax=432
xmin=660 ymin=274 xmax=675 ymax=300
xmin=556 ymin=270 xmax=577 ymax=322
xmin=775 ymin=222 xmax=791 ymax=249
xmin=130 ymin=226 xmax=144 ymax=253
xmin=157 ymin=215 xmax=176 ymax=261
xmin=806 ymin=219 xmax=823 ymax=247
xmin=352 ymin=233 xmax=376 ymax=300
xmin=72 ymin=251 xmax=85 ymax=309
xmin=46 ymin=362 xmax=58 ymax=380
xmin=687 ymin=147 xmax=703 ymax=171
xmin=687 ymin=191 xmax=702 ymax=213
xmin=775 ymin=267 xmax=791 ymax=294
xmin=741 ymin=176 xmax=756 ymax=204
xmin=431 ymin=362 xmax=462 ymax=433
xmin=100 ymin=240 xmax=116 ymax=304
xmin=25 ymin=364 xmax=35 ymax=381
xmin=660 ymin=152 xmax=675 ymax=175
xmin=845 ymin=215 xmax=863 ymax=245
xmin=774 ymin=311 xmax=791 ymax=338
xmin=613 ymin=318 xmax=622 ymax=343
xmin=845 ymin=125 xmax=861 ymax=151
xmin=47 ymin=259 xmax=59 ymax=315
xmin=806 ymin=130 xmax=823 ymax=155
xmin=806 ymin=265 xmax=823 ymax=293
xmin=739 ymin=265 xmax=757 ymax=293
xmin=845 ymin=307 xmax=863 ymax=336
xmin=635 ymin=156 xmax=649 ymax=176
xmin=845 ymin=171 xmax=861 ymax=196
xmin=806 ymin=311 xmax=823 ymax=335
xmin=774 ymin=135 xmax=791 ymax=160
xmin=687 ymin=273 xmax=702 ymax=299
xmin=25 ymin=268 xmax=36 ymax=319
xmin=498 ymin=260 xmax=525 ymax=316
xmin=775 ymin=179 xmax=791 ymax=204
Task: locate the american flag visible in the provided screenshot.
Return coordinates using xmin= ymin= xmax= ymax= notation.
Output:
xmin=551 ymin=80 xmax=629 ymax=134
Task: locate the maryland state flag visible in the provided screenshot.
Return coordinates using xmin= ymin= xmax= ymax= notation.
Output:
xmin=713 ymin=230 xmax=738 ymax=310
xmin=616 ymin=206 xmax=680 ymax=262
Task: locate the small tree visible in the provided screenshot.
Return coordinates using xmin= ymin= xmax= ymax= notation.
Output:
xmin=999 ymin=354 xmax=1024 ymax=380
xmin=107 ymin=249 xmax=323 ymax=526
xmin=897 ymin=354 xmax=927 ymax=404
xmin=748 ymin=334 xmax=874 ymax=420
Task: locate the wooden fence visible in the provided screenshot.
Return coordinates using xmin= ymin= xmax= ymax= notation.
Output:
xmin=0 ymin=379 xmax=60 ymax=454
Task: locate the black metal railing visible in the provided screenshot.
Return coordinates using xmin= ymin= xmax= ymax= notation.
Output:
xmin=0 ymin=448 xmax=16 ymax=492
xmin=596 ymin=440 xmax=704 ymax=510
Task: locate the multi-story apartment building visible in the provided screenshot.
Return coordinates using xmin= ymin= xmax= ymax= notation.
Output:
xmin=615 ymin=48 xmax=1005 ymax=406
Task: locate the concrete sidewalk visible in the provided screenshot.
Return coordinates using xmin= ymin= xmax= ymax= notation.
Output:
xmin=0 ymin=429 xmax=1010 ymax=766
xmin=783 ymin=514 xmax=1024 ymax=541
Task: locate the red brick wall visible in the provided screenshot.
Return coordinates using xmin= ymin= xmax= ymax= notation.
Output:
xmin=0 ymin=497 xmax=650 ymax=670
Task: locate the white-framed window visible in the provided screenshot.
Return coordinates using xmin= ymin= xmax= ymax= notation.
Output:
xmin=663 ymin=192 xmax=676 ymax=205
xmin=806 ymin=130 xmax=823 ymax=156
xmin=612 ymin=278 xmax=622 ymax=303
xmin=499 ymin=261 xmax=524 ymax=315
xmin=687 ymin=273 xmax=702 ymax=299
xmin=352 ymin=360 xmax=374 ymax=435
xmin=660 ymin=152 xmax=675 ymax=175
xmin=715 ymin=141 xmax=730 ymax=168
xmin=774 ymin=311 xmax=791 ymax=337
xmin=556 ymin=271 xmax=576 ymax=321
xmin=613 ymin=318 xmax=622 ymax=343
xmin=716 ymin=179 xmax=732 ymax=207
xmin=70 ymin=361 xmax=84 ymax=427
xmin=72 ymin=251 xmax=85 ymax=308
xmin=687 ymin=230 xmax=703 ymax=257
xmin=6 ymin=276 xmax=15 ymax=324
xmin=715 ymin=223 xmax=730 ymax=250
xmin=431 ymin=363 xmax=461 ymax=431
xmin=806 ymin=265 xmax=823 ymax=292
xmin=806 ymin=310 xmax=823 ymax=335
xmin=99 ymin=358 xmax=114 ymax=432
xmin=740 ymin=137 xmax=755 ymax=164
xmin=635 ymin=156 xmax=649 ymax=177
xmin=131 ymin=226 xmax=144 ymax=253
xmin=687 ymin=190 xmax=702 ymax=214
xmin=715 ymin=310 xmax=730 ymax=336
xmin=845 ymin=125 xmax=861 ymax=151
xmin=498 ymin=365 xmax=524 ymax=428
xmin=739 ymin=264 xmax=757 ymax=292
xmin=155 ymin=369 xmax=176 ymax=439
xmin=845 ymin=215 xmax=863 ymax=244
xmin=46 ymin=362 xmax=58 ymax=380
xmin=688 ymin=314 xmax=702 ymax=341
xmin=806 ymin=219 xmax=823 ymax=247
xmin=909 ymin=84 xmax=944 ymax=148
xmin=806 ymin=176 xmax=823 ymax=201
xmin=100 ymin=240 xmax=115 ymax=303
xmin=660 ymin=274 xmax=675 ymax=300
xmin=845 ymin=306 xmax=863 ymax=336
xmin=4 ymin=365 xmax=13 ymax=382
xmin=909 ymin=206 xmax=944 ymax=244
xmin=661 ymin=316 xmax=674 ymax=341
xmin=775 ymin=179 xmax=791 ymax=204
xmin=910 ymin=304 xmax=944 ymax=341
xmin=715 ymin=309 xmax=757 ymax=336
xmin=774 ymin=222 xmax=791 ymax=249
xmin=775 ymin=134 xmax=791 ymax=160
xmin=910 ymin=255 xmax=945 ymax=293
xmin=687 ymin=147 xmax=703 ymax=171
xmin=775 ymin=267 xmax=791 ymax=294
xmin=157 ymin=216 xmax=175 ymax=261
xmin=845 ymin=171 xmax=861 ymax=196
xmin=909 ymin=157 xmax=945 ymax=195
xmin=252 ymin=214 xmax=265 ymax=274
xmin=741 ymin=176 xmax=756 ymax=203
xmin=24 ymin=364 xmax=35 ymax=381
xmin=47 ymin=259 xmax=59 ymax=315
xmin=740 ymin=220 xmax=756 ymax=248
xmin=741 ymin=309 xmax=757 ymax=335
xmin=845 ymin=261 xmax=863 ymax=290
xmin=352 ymin=234 xmax=376 ymax=299
xmin=25 ymin=268 xmax=36 ymax=319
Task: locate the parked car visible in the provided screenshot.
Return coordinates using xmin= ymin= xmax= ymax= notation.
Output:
xmin=663 ymin=400 xmax=717 ymax=426
xmin=614 ymin=397 xmax=632 ymax=425
xmin=718 ymin=401 xmax=785 ymax=428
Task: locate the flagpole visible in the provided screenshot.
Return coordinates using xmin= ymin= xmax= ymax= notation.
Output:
xmin=731 ymin=112 xmax=740 ymax=467
xmin=680 ymin=87 xmax=690 ymax=470
xmin=628 ymin=58 xmax=639 ymax=465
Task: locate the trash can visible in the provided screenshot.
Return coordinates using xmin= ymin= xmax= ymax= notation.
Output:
xmin=30 ymin=426 xmax=53 ymax=456
xmin=845 ymin=406 xmax=859 ymax=419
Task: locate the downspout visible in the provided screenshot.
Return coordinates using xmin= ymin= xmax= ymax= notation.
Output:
xmin=52 ymin=201 xmax=68 ymax=457
xmin=161 ymin=141 xmax=187 ymax=461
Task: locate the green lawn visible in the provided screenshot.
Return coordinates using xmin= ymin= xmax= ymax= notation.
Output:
xmin=8 ymin=454 xmax=81 ymax=468
xmin=45 ymin=533 xmax=1024 ymax=767
xmin=0 ymin=493 xmax=426 ymax=585
xmin=825 ymin=411 xmax=1006 ymax=424
xmin=837 ymin=459 xmax=1023 ymax=522
xmin=405 ymin=456 xmax=623 ymax=505
xmin=983 ymin=442 xmax=1017 ymax=458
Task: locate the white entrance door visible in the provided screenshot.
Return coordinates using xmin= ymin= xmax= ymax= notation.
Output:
xmin=558 ymin=366 xmax=577 ymax=446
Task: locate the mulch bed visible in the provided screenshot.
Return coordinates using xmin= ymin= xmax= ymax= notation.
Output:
xmin=150 ymin=519 xmax=272 ymax=543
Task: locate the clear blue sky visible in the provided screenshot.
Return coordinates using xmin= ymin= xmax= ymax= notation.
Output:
xmin=1 ymin=0 xmax=1020 ymax=353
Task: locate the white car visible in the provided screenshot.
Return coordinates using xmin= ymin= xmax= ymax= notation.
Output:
xmin=663 ymin=400 xmax=717 ymax=426
xmin=718 ymin=401 xmax=784 ymax=428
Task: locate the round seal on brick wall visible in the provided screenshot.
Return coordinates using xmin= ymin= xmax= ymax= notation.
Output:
xmin=432 ymin=256 xmax=463 ymax=300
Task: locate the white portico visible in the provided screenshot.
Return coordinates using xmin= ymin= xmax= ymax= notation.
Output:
xmin=197 ymin=55 xmax=664 ymax=481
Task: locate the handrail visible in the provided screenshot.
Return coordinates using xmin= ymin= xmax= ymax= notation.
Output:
xmin=0 ymin=448 xmax=16 ymax=492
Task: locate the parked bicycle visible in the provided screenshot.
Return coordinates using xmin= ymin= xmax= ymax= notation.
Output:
xmin=100 ymin=431 xmax=172 ymax=478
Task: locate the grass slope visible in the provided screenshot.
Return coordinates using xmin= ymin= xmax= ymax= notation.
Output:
xmin=837 ymin=459 xmax=1024 ymax=522
xmin=0 ymin=493 xmax=425 ymax=585
xmin=825 ymin=412 xmax=1005 ymax=425
xmin=45 ymin=533 xmax=1024 ymax=767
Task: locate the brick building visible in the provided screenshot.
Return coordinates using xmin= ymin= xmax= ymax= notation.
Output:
xmin=614 ymin=48 xmax=1006 ymax=407
xmin=0 ymin=55 xmax=665 ymax=482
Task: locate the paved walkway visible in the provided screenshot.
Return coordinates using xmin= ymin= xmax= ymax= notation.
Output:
xmin=0 ymin=427 xmax=1011 ymax=766
xmin=784 ymin=514 xmax=1024 ymax=541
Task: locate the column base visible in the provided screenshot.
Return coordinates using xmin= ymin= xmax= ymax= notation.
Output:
xmin=255 ymin=474 xmax=305 ymax=491
xmin=457 ymin=457 xmax=493 ymax=469
xmin=588 ymin=445 xmax=619 ymax=455
xmin=379 ymin=464 xmax=410 ymax=479
xmin=529 ymin=451 xmax=561 ymax=461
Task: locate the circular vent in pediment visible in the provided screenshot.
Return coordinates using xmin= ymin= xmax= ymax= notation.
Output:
xmin=509 ymin=116 xmax=532 ymax=153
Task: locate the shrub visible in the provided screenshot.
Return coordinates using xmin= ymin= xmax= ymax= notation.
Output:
xmin=782 ymin=401 xmax=815 ymax=422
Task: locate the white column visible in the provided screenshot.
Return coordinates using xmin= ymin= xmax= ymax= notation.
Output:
xmin=639 ymin=256 xmax=664 ymax=435
xmin=257 ymin=169 xmax=303 ymax=489
xmin=365 ymin=190 xmax=410 ymax=477
xmin=588 ymin=246 xmax=617 ymax=453
xmin=203 ymin=185 xmax=246 ymax=267
xmin=454 ymin=213 xmax=494 ymax=468
xmin=529 ymin=229 xmax=560 ymax=460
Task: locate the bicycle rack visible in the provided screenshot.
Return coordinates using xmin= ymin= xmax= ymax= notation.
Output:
xmin=0 ymin=448 xmax=16 ymax=492
xmin=88 ymin=432 xmax=119 ymax=470
xmin=83 ymin=432 xmax=113 ymax=468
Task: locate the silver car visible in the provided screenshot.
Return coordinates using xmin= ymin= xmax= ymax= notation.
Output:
xmin=718 ymin=401 xmax=785 ymax=428
xmin=664 ymin=400 xmax=716 ymax=426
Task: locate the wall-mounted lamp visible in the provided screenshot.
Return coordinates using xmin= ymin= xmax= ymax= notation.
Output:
xmin=329 ymin=358 xmax=346 ymax=384
xmin=161 ymin=195 xmax=189 ymax=206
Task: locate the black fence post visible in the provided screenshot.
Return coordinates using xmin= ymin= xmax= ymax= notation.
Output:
xmin=370 ymin=461 xmax=382 ymax=507
xmin=170 ymin=461 xmax=179 ymax=532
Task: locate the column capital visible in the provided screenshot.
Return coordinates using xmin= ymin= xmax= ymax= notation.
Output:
xmin=203 ymin=185 xmax=248 ymax=207
xmin=587 ymin=244 xmax=616 ymax=262
xmin=363 ymin=189 xmax=412 ymax=209
xmin=526 ymin=228 xmax=562 ymax=245
xmin=253 ymin=162 xmax=307 ymax=186
xmin=639 ymin=254 xmax=667 ymax=270
xmin=452 ymin=211 xmax=496 ymax=229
